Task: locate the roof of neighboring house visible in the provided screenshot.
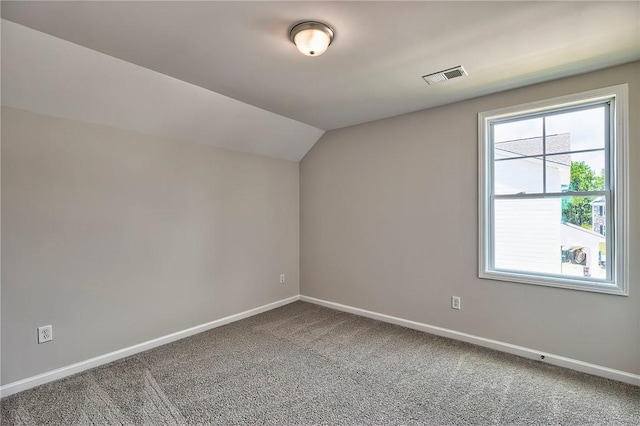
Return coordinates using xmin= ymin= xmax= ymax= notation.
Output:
xmin=495 ymin=133 xmax=571 ymax=166
xmin=590 ymin=196 xmax=605 ymax=205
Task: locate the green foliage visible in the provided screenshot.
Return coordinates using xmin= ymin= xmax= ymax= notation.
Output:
xmin=561 ymin=161 xmax=604 ymax=227
xmin=568 ymin=161 xmax=604 ymax=192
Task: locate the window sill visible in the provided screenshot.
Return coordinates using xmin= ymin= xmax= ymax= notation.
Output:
xmin=479 ymin=269 xmax=627 ymax=296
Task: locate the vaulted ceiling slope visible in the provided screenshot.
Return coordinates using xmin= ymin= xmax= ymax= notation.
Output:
xmin=1 ymin=20 xmax=324 ymax=161
xmin=2 ymin=1 xmax=639 ymax=160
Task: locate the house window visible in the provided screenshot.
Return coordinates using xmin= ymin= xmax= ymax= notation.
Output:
xmin=478 ymin=85 xmax=629 ymax=295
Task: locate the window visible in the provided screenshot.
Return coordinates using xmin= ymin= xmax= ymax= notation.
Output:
xmin=479 ymin=85 xmax=628 ymax=295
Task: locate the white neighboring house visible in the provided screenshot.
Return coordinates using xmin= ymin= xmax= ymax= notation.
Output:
xmin=494 ymin=197 xmax=563 ymax=274
xmin=494 ymin=134 xmax=571 ymax=275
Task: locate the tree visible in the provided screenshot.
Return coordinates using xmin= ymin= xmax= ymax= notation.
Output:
xmin=561 ymin=161 xmax=604 ymax=228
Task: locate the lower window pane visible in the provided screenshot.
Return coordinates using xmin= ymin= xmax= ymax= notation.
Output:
xmin=494 ymin=197 xmax=607 ymax=280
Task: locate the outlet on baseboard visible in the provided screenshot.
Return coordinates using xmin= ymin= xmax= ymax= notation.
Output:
xmin=451 ymin=296 xmax=461 ymax=310
xmin=38 ymin=325 xmax=53 ymax=344
xmin=280 ymin=274 xmax=285 ymax=284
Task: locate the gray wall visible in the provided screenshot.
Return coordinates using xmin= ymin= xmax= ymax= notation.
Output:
xmin=300 ymin=62 xmax=640 ymax=374
xmin=1 ymin=107 xmax=300 ymax=385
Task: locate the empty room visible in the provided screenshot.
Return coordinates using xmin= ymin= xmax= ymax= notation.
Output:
xmin=1 ymin=1 xmax=639 ymax=424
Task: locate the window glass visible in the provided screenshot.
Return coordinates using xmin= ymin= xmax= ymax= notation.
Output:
xmin=494 ymin=117 xmax=542 ymax=144
xmin=495 ymin=157 xmax=543 ymax=194
xmin=545 ymin=107 xmax=606 ymax=153
xmin=546 ymin=151 xmax=605 ymax=193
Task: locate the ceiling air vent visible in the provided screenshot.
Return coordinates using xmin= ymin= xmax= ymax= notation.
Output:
xmin=422 ymin=65 xmax=467 ymax=85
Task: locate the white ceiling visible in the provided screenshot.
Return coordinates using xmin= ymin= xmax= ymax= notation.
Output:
xmin=2 ymin=1 xmax=639 ymax=159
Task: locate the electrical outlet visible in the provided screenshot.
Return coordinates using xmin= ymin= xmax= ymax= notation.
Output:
xmin=451 ymin=296 xmax=461 ymax=310
xmin=38 ymin=325 xmax=53 ymax=344
xmin=280 ymin=274 xmax=285 ymax=284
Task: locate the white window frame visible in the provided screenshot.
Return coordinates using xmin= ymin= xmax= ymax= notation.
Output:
xmin=478 ymin=84 xmax=629 ymax=295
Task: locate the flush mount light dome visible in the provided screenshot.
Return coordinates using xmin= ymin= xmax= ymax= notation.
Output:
xmin=289 ymin=21 xmax=334 ymax=57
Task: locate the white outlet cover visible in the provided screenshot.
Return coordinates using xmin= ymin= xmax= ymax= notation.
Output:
xmin=452 ymin=297 xmax=461 ymax=310
xmin=38 ymin=325 xmax=53 ymax=344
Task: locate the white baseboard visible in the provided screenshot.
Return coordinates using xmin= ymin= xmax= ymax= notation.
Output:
xmin=0 ymin=295 xmax=300 ymax=398
xmin=300 ymin=295 xmax=640 ymax=387
xmin=3 ymin=293 xmax=637 ymax=398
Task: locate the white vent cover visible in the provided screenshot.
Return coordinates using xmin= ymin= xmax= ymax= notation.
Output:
xmin=422 ymin=66 xmax=467 ymax=85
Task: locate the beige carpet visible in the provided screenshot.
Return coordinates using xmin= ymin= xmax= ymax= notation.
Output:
xmin=2 ymin=301 xmax=639 ymax=425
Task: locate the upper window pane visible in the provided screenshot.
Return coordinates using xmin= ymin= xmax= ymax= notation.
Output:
xmin=494 ymin=117 xmax=543 ymax=144
xmin=546 ymin=150 xmax=606 ymax=193
xmin=495 ymin=157 xmax=543 ymax=194
xmin=545 ymin=106 xmax=606 ymax=153
xmin=494 ymin=136 xmax=543 ymax=159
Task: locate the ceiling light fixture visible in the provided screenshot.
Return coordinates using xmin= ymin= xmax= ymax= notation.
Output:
xmin=289 ymin=21 xmax=334 ymax=57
